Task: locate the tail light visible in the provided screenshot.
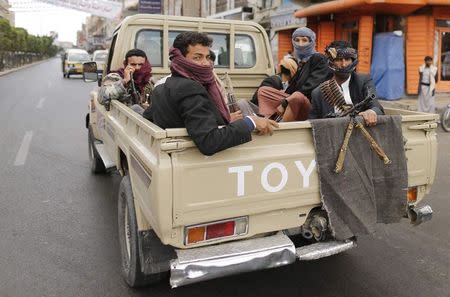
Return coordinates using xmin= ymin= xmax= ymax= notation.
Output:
xmin=407 ymin=187 xmax=417 ymax=203
xmin=185 ymin=217 xmax=248 ymax=245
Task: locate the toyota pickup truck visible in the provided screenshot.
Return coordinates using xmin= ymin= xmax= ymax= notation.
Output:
xmin=84 ymin=14 xmax=438 ymax=288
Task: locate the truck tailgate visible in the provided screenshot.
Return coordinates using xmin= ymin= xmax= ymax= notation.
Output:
xmin=169 ymin=124 xmax=321 ymax=227
xmin=168 ymin=110 xmax=438 ymax=227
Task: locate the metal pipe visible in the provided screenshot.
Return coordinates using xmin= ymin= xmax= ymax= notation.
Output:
xmin=408 ymin=205 xmax=433 ymax=226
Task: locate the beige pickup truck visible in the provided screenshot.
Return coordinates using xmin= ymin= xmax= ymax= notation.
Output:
xmin=84 ymin=14 xmax=438 ymax=288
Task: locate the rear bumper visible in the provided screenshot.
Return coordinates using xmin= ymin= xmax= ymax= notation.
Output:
xmin=169 ymin=233 xmax=356 ymax=288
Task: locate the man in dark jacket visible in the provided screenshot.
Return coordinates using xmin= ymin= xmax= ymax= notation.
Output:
xmin=249 ymin=27 xmax=330 ymax=122
xmin=309 ymin=40 xmax=384 ymax=127
xmin=285 ymin=27 xmax=331 ymax=100
xmin=143 ymin=32 xmax=278 ymax=156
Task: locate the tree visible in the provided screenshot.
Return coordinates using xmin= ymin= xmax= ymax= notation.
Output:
xmin=0 ymin=19 xmax=58 ymax=56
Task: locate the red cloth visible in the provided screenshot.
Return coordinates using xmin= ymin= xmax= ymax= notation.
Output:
xmin=257 ymin=86 xmax=310 ymax=121
xmin=169 ymin=47 xmax=230 ymax=124
xmin=116 ymin=59 xmax=152 ymax=94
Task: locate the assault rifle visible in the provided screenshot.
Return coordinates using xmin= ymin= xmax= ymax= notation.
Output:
xmin=129 ymin=76 xmax=141 ymax=105
xmin=332 ymin=90 xmax=391 ymax=173
xmin=223 ymin=72 xmax=239 ymax=113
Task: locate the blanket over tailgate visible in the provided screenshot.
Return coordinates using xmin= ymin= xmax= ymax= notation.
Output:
xmin=310 ymin=115 xmax=407 ymax=240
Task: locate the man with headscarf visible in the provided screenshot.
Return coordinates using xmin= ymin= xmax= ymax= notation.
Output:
xmin=143 ymin=31 xmax=278 ymax=156
xmin=249 ymin=27 xmax=330 ymax=122
xmin=250 ymin=57 xmax=298 ymax=105
xmin=285 ymin=27 xmax=331 ymax=99
xmin=98 ymin=49 xmax=153 ymax=113
xmin=249 ymin=57 xmax=310 ymax=121
xmin=309 ymin=40 xmax=384 ymax=126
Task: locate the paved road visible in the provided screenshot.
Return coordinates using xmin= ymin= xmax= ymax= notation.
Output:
xmin=1 ymin=59 xmax=449 ymax=297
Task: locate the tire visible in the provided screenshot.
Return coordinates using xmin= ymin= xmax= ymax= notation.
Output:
xmin=117 ymin=175 xmax=165 ymax=287
xmin=88 ymin=126 xmax=106 ymax=174
xmin=67 ymin=72 xmax=70 ymax=78
xmin=441 ymin=107 xmax=450 ymax=132
xmin=63 ymin=72 xmax=66 ymax=78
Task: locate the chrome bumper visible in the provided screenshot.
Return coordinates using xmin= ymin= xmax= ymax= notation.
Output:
xmin=169 ymin=233 xmax=356 ymax=288
xmin=296 ymin=239 xmax=356 ymax=261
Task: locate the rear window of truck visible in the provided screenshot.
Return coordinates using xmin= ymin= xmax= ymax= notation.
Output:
xmin=135 ymin=30 xmax=256 ymax=68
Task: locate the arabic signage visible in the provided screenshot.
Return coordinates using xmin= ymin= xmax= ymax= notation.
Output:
xmin=270 ymin=2 xmax=306 ymax=31
xmin=138 ymin=0 xmax=162 ymax=14
xmin=39 ymin=0 xmax=122 ymax=19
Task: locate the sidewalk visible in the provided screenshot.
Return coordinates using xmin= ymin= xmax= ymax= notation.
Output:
xmin=380 ymin=93 xmax=450 ymax=113
xmin=0 ymin=58 xmax=51 ymax=77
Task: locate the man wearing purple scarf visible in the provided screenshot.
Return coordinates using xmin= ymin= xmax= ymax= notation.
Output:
xmin=143 ymin=32 xmax=278 ymax=156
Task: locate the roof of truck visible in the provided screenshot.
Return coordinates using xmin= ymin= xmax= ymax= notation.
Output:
xmin=114 ymin=13 xmax=266 ymax=35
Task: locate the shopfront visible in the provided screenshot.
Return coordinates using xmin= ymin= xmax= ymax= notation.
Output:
xmin=295 ymin=0 xmax=450 ymax=94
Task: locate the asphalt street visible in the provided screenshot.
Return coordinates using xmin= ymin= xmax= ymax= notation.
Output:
xmin=0 ymin=58 xmax=449 ymax=297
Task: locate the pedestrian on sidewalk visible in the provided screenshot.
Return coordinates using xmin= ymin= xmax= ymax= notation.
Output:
xmin=417 ymin=56 xmax=438 ymax=113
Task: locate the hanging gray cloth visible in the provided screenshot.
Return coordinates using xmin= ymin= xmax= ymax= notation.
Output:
xmin=310 ymin=116 xmax=408 ymax=240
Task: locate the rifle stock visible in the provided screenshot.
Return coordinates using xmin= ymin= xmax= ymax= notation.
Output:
xmin=224 ymin=72 xmax=239 ymax=113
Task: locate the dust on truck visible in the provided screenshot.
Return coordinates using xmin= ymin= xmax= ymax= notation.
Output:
xmin=84 ymin=14 xmax=438 ymax=288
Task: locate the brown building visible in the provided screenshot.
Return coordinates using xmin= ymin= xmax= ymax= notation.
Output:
xmin=295 ymin=0 xmax=450 ymax=94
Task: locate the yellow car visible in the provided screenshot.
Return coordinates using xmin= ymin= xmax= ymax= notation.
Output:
xmin=62 ymin=49 xmax=91 ymax=78
xmin=92 ymin=49 xmax=108 ymax=77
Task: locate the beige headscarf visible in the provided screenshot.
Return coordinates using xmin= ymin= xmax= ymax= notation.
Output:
xmin=277 ymin=57 xmax=298 ymax=77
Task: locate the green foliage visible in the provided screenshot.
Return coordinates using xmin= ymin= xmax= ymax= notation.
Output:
xmin=0 ymin=19 xmax=58 ymax=56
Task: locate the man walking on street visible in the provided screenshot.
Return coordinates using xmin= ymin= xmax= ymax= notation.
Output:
xmin=418 ymin=56 xmax=438 ymax=113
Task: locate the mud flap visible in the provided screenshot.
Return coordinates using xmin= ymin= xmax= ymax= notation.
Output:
xmin=138 ymin=230 xmax=177 ymax=275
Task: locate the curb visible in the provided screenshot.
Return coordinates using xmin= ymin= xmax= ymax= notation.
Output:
xmin=380 ymin=99 xmax=450 ymax=113
xmin=0 ymin=58 xmax=52 ymax=77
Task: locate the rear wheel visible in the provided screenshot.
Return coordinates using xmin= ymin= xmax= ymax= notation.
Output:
xmin=88 ymin=126 xmax=106 ymax=174
xmin=441 ymin=107 xmax=450 ymax=132
xmin=117 ymin=175 xmax=166 ymax=287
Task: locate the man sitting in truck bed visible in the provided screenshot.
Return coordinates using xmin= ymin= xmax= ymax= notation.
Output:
xmin=309 ymin=40 xmax=384 ymax=126
xmin=143 ymin=31 xmax=278 ymax=156
xmin=98 ymin=49 xmax=153 ymax=114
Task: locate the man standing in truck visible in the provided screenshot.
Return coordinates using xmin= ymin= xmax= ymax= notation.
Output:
xmin=309 ymin=40 xmax=384 ymax=126
xmin=143 ymin=31 xmax=278 ymax=156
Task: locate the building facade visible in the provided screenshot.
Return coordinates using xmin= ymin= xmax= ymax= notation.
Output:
xmin=295 ymin=0 xmax=450 ymax=94
xmin=0 ymin=0 xmax=14 ymax=25
xmin=269 ymin=0 xmax=306 ymax=64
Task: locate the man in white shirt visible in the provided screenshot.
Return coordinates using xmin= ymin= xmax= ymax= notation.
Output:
xmin=309 ymin=40 xmax=384 ymax=126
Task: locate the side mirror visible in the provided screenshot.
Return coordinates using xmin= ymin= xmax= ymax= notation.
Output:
xmin=83 ymin=62 xmax=98 ymax=83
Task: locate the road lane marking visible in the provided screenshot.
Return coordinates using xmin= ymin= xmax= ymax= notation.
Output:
xmin=36 ymin=97 xmax=46 ymax=109
xmin=14 ymin=131 xmax=33 ymax=166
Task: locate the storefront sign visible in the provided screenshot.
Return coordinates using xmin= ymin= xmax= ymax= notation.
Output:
xmin=270 ymin=2 xmax=306 ymax=31
xmin=139 ymin=0 xmax=162 ymax=14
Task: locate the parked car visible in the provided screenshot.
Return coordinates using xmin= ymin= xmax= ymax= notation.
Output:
xmin=92 ymin=49 xmax=108 ymax=76
xmin=62 ymin=49 xmax=91 ymax=78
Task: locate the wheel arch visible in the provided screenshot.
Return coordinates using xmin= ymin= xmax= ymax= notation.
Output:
xmin=117 ymin=146 xmax=151 ymax=231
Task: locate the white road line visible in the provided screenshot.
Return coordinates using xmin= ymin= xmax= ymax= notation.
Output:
xmin=14 ymin=131 xmax=33 ymax=166
xmin=36 ymin=97 xmax=46 ymax=109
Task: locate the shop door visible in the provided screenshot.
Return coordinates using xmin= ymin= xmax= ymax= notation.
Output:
xmin=437 ymin=29 xmax=450 ymax=92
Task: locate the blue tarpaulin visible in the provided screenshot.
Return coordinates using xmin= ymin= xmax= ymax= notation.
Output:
xmin=370 ymin=33 xmax=405 ymax=100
